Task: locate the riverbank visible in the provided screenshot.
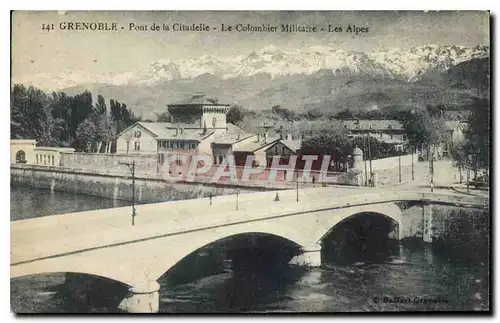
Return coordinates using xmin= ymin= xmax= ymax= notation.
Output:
xmin=10 ymin=164 xmax=280 ymax=204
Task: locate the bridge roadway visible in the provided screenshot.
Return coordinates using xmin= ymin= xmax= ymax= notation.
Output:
xmin=11 ymin=185 xmax=488 ymax=313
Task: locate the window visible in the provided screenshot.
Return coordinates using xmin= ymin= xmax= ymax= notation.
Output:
xmin=44 ymin=155 xmax=47 ymax=165
xmin=135 ymin=130 xmax=142 ymax=138
xmin=282 ymin=146 xmax=285 ymax=154
xmin=158 ymin=153 xmax=165 ymax=165
xmin=36 ymin=154 xmax=39 ymax=164
xmin=15 ymin=150 xmax=26 ymax=164
xmin=134 ymin=142 xmax=140 ymax=151
xmin=51 ymin=155 xmax=55 ymax=165
xmin=379 ymin=133 xmax=383 ymax=139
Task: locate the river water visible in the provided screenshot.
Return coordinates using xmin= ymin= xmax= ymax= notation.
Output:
xmin=10 ymin=186 xmax=490 ymax=313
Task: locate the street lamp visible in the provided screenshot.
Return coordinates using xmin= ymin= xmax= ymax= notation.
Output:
xmin=296 ymin=167 xmax=299 ymax=202
xmin=411 ymin=145 xmax=415 ymax=181
xmin=119 ymin=161 xmax=136 ymax=226
xmin=236 ymin=188 xmax=240 ymax=211
xmin=398 ymin=151 xmax=402 ymax=183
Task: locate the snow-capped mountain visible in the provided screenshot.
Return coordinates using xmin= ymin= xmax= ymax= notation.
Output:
xmin=14 ymin=44 xmax=488 ymax=91
xmin=110 ymin=44 xmax=489 ymax=86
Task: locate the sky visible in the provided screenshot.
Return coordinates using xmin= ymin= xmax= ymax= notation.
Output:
xmin=11 ymin=11 xmax=490 ymax=82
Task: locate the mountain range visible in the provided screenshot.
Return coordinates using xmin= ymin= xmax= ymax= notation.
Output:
xmin=15 ymin=44 xmax=490 ymax=119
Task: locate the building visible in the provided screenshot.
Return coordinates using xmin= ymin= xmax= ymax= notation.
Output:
xmin=211 ymin=124 xmax=257 ymax=165
xmin=341 ymin=119 xmax=407 ymax=151
xmin=441 ymin=121 xmax=467 ymax=157
xmin=10 ymin=139 xmax=75 ymax=166
xmin=232 ymin=133 xmax=301 ymax=167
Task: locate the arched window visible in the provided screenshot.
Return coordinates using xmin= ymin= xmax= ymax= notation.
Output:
xmin=15 ymin=150 xmax=26 ymax=163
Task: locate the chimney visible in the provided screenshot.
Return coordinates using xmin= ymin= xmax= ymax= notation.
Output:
xmin=256 ymin=133 xmax=260 ymax=142
xmin=264 ymin=131 xmax=269 ymax=144
xmin=175 ymin=124 xmax=179 ymax=136
xmin=287 ymin=133 xmax=292 ymax=141
xmin=237 ymin=133 xmax=240 ymax=140
xmin=180 ymin=127 xmax=184 ymax=134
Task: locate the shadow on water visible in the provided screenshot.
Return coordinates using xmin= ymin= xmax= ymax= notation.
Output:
xmin=321 ymin=212 xmax=400 ymax=266
xmin=11 ymin=273 xmax=129 ymax=313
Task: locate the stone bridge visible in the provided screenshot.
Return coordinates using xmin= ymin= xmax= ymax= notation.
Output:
xmin=11 ymin=186 xmax=488 ymax=313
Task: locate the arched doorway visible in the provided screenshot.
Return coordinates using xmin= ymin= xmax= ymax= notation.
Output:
xmin=15 ymin=150 xmax=26 ymax=163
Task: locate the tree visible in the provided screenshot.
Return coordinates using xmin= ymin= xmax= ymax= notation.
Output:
xmin=271 ymin=105 xmax=295 ymax=121
xmin=299 ymin=122 xmax=351 ymax=171
xmin=227 ymin=105 xmax=244 ymax=124
xmin=463 ymin=98 xmax=490 ymax=179
xmin=10 ymin=85 xmax=57 ymax=146
xmin=403 ymin=109 xmax=445 ymax=154
xmin=155 ymin=112 xmax=171 ymax=122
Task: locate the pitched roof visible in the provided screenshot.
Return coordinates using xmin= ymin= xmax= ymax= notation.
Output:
xmin=341 ymin=119 xmax=404 ymax=131
xmin=212 ymin=124 xmax=254 ymax=144
xmin=156 ymin=128 xmax=214 ymax=141
xmin=233 ymin=137 xmax=280 ymax=153
xmin=117 ymin=122 xmax=214 ymax=141
xmin=168 ymin=94 xmax=230 ymax=106
xmin=280 ymin=139 xmax=302 ymax=152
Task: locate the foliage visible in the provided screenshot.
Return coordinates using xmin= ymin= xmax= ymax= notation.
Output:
xmin=448 ymin=98 xmax=489 ymax=179
xmin=299 ymin=123 xmax=401 ymax=171
xmin=11 ymin=84 xmax=139 ymax=152
xmin=155 ymin=112 xmax=171 ymax=122
xmin=271 ymin=105 xmax=296 ymax=121
xmin=227 ymin=105 xmax=245 ymax=124
xmin=402 ymin=109 xmax=445 ymax=149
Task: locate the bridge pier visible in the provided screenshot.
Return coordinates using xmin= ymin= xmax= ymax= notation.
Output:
xmin=422 ymin=201 xmax=433 ymax=243
xmin=118 ymin=281 xmax=160 ymax=313
xmin=289 ymin=244 xmax=322 ymax=267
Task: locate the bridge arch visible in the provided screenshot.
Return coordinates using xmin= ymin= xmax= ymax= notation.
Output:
xmin=147 ymin=220 xmax=311 ymax=281
xmin=313 ymin=202 xmax=403 ymax=244
xmin=11 ymin=257 xmax=143 ymax=288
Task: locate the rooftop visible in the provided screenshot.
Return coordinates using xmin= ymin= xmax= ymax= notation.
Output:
xmin=168 ymin=94 xmax=230 ymax=106
xmin=212 ymin=124 xmax=254 ymax=145
xmin=341 ymin=119 xmax=404 ymax=131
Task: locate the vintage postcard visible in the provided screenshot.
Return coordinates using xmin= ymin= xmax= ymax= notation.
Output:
xmin=10 ymin=11 xmax=490 ymax=314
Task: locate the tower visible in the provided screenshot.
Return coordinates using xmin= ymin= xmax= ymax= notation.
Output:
xmin=167 ymin=94 xmax=230 ymax=131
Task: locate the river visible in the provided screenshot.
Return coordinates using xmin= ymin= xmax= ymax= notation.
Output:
xmin=10 ymin=186 xmax=490 ymax=313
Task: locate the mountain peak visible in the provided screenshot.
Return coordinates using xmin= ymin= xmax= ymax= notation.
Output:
xmin=14 ymin=44 xmax=489 ymax=90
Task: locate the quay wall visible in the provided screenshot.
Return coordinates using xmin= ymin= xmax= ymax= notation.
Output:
xmin=399 ymin=202 xmax=489 ymax=253
xmin=10 ymin=165 xmax=277 ymax=204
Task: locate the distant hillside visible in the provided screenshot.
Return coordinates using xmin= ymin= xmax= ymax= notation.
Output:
xmin=40 ymin=45 xmax=490 ymax=120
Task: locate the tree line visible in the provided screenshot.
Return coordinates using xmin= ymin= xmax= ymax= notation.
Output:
xmin=11 ymin=84 xmax=139 ymax=153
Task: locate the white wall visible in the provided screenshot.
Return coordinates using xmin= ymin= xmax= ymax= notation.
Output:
xmin=10 ymin=140 xmax=36 ymax=164
xmin=370 ymin=154 xmax=418 ymax=171
xmin=117 ymin=124 xmax=157 ymax=154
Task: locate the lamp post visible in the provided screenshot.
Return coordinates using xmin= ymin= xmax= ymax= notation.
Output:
xmin=364 ymin=136 xmax=368 ymax=186
xmin=367 ymin=134 xmax=373 ymax=186
xmin=296 ymin=167 xmax=299 ymax=202
xmin=429 ymin=146 xmax=434 ymax=192
xmin=236 ymin=188 xmax=240 ymax=211
xmin=398 ymin=151 xmax=402 ymax=183
xmin=119 ymin=161 xmax=136 ymax=226
xmin=411 ymin=145 xmax=415 ymax=181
